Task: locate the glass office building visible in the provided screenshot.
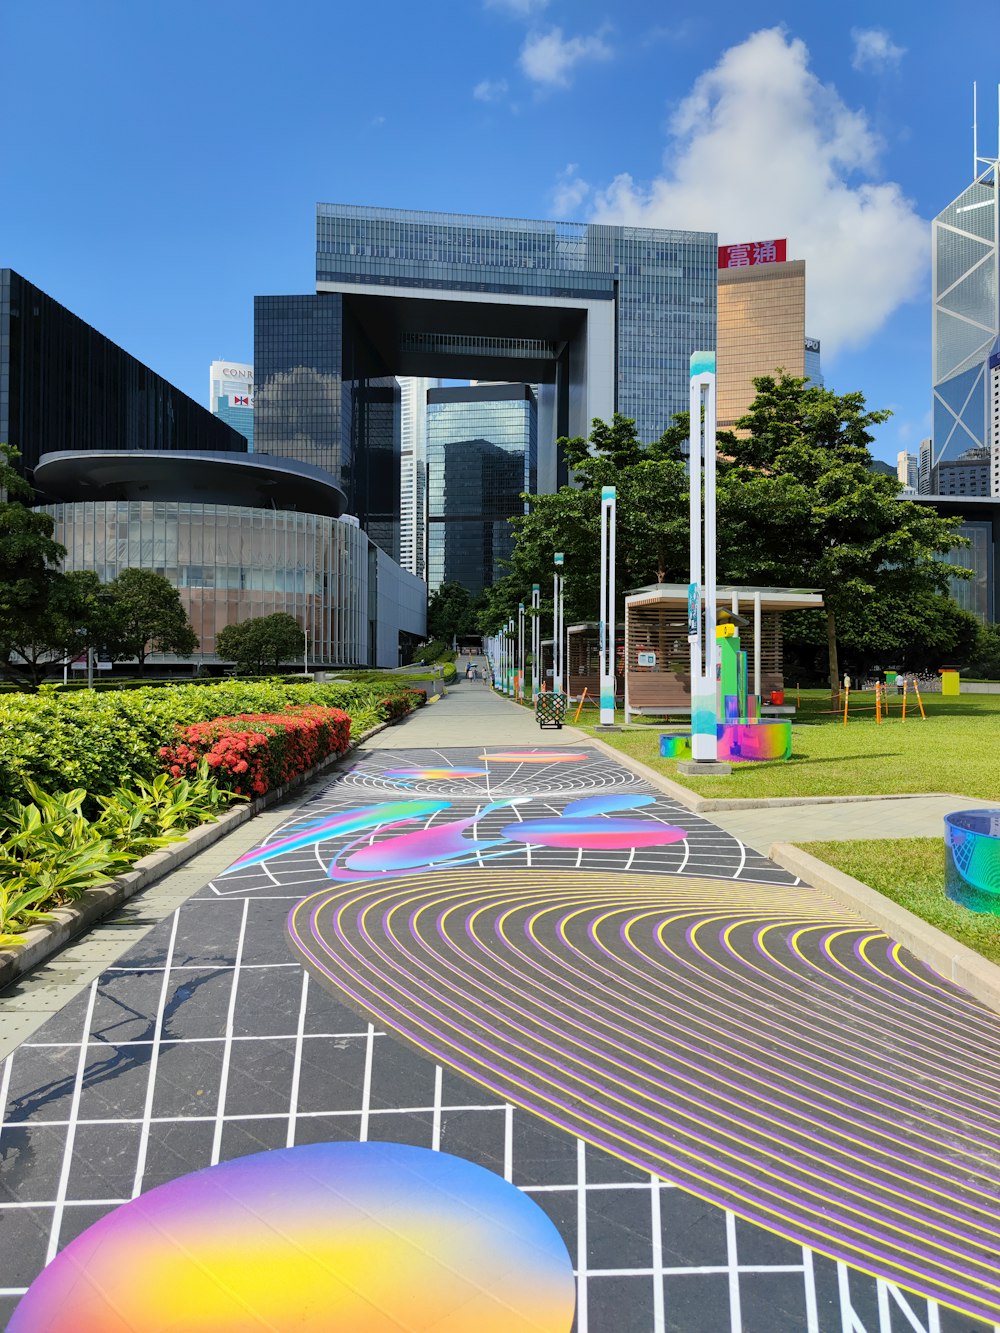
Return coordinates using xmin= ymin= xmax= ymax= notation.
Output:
xmin=426 ymin=384 xmax=536 ymax=596
xmin=0 ymin=270 xmax=245 ymax=478
xmin=931 ymin=157 xmax=999 ymax=482
xmin=314 ymin=204 xmax=716 ymax=454
xmin=254 ymin=294 xmax=401 ymax=560
xmin=209 ymin=360 xmax=254 ymax=450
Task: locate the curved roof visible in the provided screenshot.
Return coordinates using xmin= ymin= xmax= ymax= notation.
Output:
xmin=32 ymin=451 xmax=348 ymax=518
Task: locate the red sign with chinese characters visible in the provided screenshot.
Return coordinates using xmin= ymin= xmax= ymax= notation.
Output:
xmin=718 ymin=239 xmax=787 ymax=269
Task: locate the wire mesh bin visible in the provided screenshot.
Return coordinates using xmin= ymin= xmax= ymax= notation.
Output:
xmin=535 ymin=691 xmax=566 ymax=729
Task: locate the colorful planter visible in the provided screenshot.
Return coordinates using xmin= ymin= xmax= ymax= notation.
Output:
xmin=660 ymin=719 xmax=791 ymax=764
xmin=944 ymin=809 xmax=1000 ymax=914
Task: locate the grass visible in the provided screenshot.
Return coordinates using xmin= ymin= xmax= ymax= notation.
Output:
xmin=580 ymin=689 xmax=1000 ymax=800
xmin=794 ymin=837 xmax=1000 ymax=965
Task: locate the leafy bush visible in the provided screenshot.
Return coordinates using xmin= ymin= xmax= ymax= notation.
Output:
xmin=441 ymin=662 xmax=457 ymax=684
xmin=160 ymin=706 xmax=351 ymax=797
xmin=0 ymin=769 xmax=243 ymax=945
xmin=0 ymin=679 xmax=416 ymax=807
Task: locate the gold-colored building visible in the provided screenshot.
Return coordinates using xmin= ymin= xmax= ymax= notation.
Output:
xmin=717 ymin=259 xmax=805 ymax=430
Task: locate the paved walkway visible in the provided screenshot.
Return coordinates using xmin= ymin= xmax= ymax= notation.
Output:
xmin=1 ymin=679 xmax=998 ymax=1331
xmin=709 ymin=794 xmax=973 ymax=854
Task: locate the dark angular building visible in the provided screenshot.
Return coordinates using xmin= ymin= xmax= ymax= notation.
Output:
xmin=254 ymin=294 xmax=401 ymax=559
xmin=426 ymin=383 xmax=536 ymax=596
xmin=0 ymin=270 xmax=246 ymax=480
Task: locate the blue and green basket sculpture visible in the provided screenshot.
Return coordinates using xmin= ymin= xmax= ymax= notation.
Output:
xmin=944 ymin=809 xmax=1000 ymax=914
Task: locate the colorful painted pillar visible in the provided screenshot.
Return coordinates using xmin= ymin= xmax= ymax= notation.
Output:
xmin=688 ymin=351 xmax=720 ymax=766
xmin=599 ymin=485 xmax=617 ymax=725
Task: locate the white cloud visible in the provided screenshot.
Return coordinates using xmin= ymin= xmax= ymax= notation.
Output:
xmin=473 ymin=77 xmax=509 ymax=103
xmin=485 ymin=0 xmax=549 ymax=14
xmin=519 ymin=26 xmax=612 ymax=89
xmin=851 ymin=28 xmax=906 ymax=72
xmin=588 ymin=27 xmax=926 ymax=356
xmin=551 ymin=164 xmax=591 ymax=217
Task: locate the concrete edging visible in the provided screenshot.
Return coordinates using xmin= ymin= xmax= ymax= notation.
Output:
xmin=768 ymin=841 xmax=1000 ymax=1015
xmin=579 ymin=732 xmax=962 ymax=813
xmin=0 ymin=718 xmax=391 ymax=991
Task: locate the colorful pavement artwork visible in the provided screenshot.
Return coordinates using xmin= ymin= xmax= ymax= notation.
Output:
xmin=1 ymin=744 xmax=998 ymax=1332
xmin=11 ymin=1142 xmax=575 ymax=1332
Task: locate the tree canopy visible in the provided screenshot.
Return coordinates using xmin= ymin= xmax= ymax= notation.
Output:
xmin=103 ymin=568 xmax=198 ymax=672
xmin=0 ymin=445 xmax=66 ymax=630
xmin=718 ymin=375 xmax=969 ymax=691
xmin=215 ymin=612 xmax=305 ymax=674
xmin=427 ymin=582 xmax=482 ymax=642
xmin=477 ymin=383 xmax=972 ymax=689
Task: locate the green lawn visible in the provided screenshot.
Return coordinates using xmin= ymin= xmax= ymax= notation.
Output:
xmin=580 ymin=689 xmax=1000 ymax=800
xmin=795 ymin=837 xmax=1000 ymax=965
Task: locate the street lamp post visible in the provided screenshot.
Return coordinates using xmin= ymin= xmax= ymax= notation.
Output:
xmin=686 ymin=350 xmax=725 ymax=770
xmin=517 ymin=602 xmax=525 ymax=701
xmin=598 ymin=485 xmax=617 ymax=726
xmin=531 ymin=583 xmax=540 ymax=701
xmin=508 ymin=617 xmax=515 ymax=695
xmin=553 ymin=553 xmax=564 ymax=696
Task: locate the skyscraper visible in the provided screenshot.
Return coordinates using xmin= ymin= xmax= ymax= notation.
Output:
xmin=716 ymin=240 xmax=805 ymax=430
xmin=255 ymin=205 xmax=716 ymax=537
xmin=931 ymin=140 xmax=999 ymax=488
xmin=897 ymin=450 xmax=919 ymax=491
xmin=398 ymin=375 xmax=439 ymax=580
xmin=426 ymin=383 xmax=537 ymax=596
xmin=209 ymin=361 xmax=254 ymax=450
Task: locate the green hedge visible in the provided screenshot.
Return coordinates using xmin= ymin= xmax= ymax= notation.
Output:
xmin=0 ymin=679 xmax=417 ymax=807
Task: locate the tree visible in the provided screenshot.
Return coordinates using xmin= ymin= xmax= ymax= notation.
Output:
xmin=479 ymin=413 xmax=714 ymax=632
xmin=215 ymin=612 xmax=305 ymax=674
xmin=781 ymin=591 xmax=981 ymax=682
xmin=717 ymin=376 xmax=970 ymax=694
xmin=0 ymin=445 xmax=66 ymax=630
xmin=104 ymin=569 xmax=198 ymax=673
xmin=0 ymin=571 xmax=112 ymax=690
xmin=426 ymin=582 xmax=481 ymax=642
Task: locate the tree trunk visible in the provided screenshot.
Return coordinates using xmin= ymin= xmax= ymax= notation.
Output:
xmin=826 ymin=606 xmax=840 ymax=699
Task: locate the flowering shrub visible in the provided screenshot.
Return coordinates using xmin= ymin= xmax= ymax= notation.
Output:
xmin=0 ymin=679 xmax=416 ymax=806
xmin=378 ymin=689 xmax=426 ymax=721
xmin=160 ymin=706 xmax=351 ymax=797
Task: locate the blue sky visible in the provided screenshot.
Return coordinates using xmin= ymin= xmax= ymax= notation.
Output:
xmin=2 ymin=0 xmax=997 ymax=465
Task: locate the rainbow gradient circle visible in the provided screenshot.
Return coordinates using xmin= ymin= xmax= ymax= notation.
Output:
xmin=383 ymin=767 xmax=490 ymax=780
xmin=11 ymin=1142 xmax=576 ymax=1333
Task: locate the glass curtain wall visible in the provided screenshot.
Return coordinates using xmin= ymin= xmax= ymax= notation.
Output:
xmin=42 ymin=502 xmax=369 ymax=665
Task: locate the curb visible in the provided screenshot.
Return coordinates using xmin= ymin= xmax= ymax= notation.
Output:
xmin=578 ymin=731 xmax=965 ymax=813
xmin=768 ymin=841 xmax=1000 ymax=1016
xmin=0 ymin=718 xmax=391 ymax=992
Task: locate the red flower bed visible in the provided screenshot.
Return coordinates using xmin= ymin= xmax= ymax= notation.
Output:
xmin=160 ymin=706 xmax=351 ymax=797
xmin=380 ymin=689 xmax=425 ymax=721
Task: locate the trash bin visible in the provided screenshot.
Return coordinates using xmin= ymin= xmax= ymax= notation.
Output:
xmin=769 ymin=690 xmax=785 ymax=706
xmin=535 ymin=692 xmax=566 ymax=729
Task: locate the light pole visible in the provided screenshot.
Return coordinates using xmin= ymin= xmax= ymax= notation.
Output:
xmin=686 ymin=350 xmax=725 ymax=770
xmin=507 ymin=617 xmax=515 ymax=695
xmin=553 ymin=553 xmax=564 ymax=696
xmin=598 ymin=485 xmax=616 ymax=726
xmin=531 ymin=583 xmax=540 ymax=701
xmin=517 ymin=602 xmax=525 ymax=701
